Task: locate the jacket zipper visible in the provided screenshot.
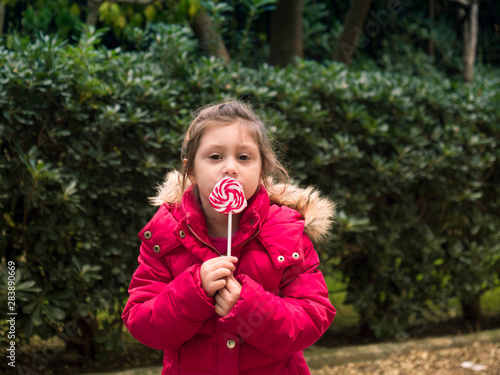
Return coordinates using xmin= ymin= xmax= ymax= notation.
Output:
xmin=232 ymin=229 xmax=260 ymax=251
xmin=231 ymin=229 xmax=260 ymax=275
xmin=187 ymin=224 xmax=221 ymax=256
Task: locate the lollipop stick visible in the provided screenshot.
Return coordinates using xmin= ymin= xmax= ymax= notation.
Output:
xmin=227 ymin=212 xmax=232 ymax=257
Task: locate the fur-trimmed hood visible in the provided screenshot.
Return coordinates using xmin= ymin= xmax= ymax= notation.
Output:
xmin=149 ymin=171 xmax=336 ymax=245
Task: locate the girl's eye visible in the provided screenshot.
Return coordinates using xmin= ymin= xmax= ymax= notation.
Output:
xmin=209 ymin=154 xmax=222 ymax=160
xmin=239 ymin=155 xmax=251 ymax=161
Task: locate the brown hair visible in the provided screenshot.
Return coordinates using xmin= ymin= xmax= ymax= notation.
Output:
xmin=181 ymin=100 xmax=289 ymax=192
xmin=149 ymin=100 xmax=289 ymax=205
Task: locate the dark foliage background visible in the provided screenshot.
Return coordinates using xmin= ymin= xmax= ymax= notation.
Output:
xmin=1 ymin=24 xmax=499 ymax=345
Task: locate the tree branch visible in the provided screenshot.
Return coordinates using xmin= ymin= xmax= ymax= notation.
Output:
xmin=269 ymin=0 xmax=304 ymax=67
xmin=463 ymin=0 xmax=479 ymax=83
xmin=0 ymin=2 xmax=5 ymax=36
xmin=332 ymin=0 xmax=372 ymax=65
xmin=190 ymin=8 xmax=230 ymax=63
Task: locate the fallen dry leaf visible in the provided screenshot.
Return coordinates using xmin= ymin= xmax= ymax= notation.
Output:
xmin=311 ymin=342 xmax=499 ymax=375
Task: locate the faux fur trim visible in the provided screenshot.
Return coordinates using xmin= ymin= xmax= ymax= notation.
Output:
xmin=149 ymin=170 xmax=336 ymax=244
xmin=268 ymin=183 xmax=336 ymax=245
xmin=148 ymin=170 xmax=186 ymax=206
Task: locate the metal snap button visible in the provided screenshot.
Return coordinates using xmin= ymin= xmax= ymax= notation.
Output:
xmin=153 ymin=245 xmax=161 ymax=253
xmin=226 ymin=340 xmax=236 ymax=349
xmin=277 ymin=255 xmax=285 ymax=262
xmin=250 ymin=219 xmax=254 ymax=225
xmin=292 ymin=252 xmax=300 ymax=259
xmin=144 ymin=231 xmax=152 ymax=240
xmin=179 ymin=230 xmax=185 ymax=239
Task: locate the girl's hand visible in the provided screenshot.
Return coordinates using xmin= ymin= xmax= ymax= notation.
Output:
xmin=215 ymin=274 xmax=242 ymax=317
xmin=200 ymin=256 xmax=238 ymax=297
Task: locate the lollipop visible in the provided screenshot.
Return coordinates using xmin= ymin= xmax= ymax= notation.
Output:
xmin=209 ymin=177 xmax=247 ymax=256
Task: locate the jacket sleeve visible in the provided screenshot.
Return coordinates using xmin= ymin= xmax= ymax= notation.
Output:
xmin=218 ymin=233 xmax=336 ymax=356
xmin=122 ymin=243 xmax=215 ymax=350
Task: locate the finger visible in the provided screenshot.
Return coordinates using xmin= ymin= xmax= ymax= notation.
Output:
xmin=211 ymin=279 xmax=227 ymax=292
xmin=214 ymin=303 xmax=227 ymax=317
xmin=205 ymin=255 xmax=238 ymax=264
xmin=204 ymin=257 xmax=224 ymax=266
xmin=227 ymin=273 xmax=240 ymax=285
xmin=214 ymin=293 xmax=225 ymax=307
xmin=215 ymin=287 xmax=230 ymax=302
xmin=208 ymin=260 xmax=236 ymax=273
xmin=214 ymin=296 xmax=231 ymax=316
xmin=209 ymin=268 xmax=232 ymax=282
xmin=215 ymin=256 xmax=238 ymax=266
xmin=204 ymin=257 xmax=237 ymax=269
xmin=225 ymin=276 xmax=242 ymax=293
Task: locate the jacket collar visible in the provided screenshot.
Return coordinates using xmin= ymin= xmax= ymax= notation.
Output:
xmin=175 ymin=185 xmax=270 ymax=258
xmin=151 ymin=170 xmax=335 ymax=245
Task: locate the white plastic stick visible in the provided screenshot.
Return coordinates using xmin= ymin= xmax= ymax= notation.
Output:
xmin=227 ymin=212 xmax=232 ymax=257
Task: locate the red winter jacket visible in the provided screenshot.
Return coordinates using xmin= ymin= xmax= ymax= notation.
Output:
xmin=122 ymin=178 xmax=336 ymax=375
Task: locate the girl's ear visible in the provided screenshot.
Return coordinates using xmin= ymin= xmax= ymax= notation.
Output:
xmin=184 ymin=159 xmax=197 ymax=185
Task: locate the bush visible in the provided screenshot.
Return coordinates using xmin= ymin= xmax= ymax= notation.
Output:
xmin=0 ymin=27 xmax=499 ymax=355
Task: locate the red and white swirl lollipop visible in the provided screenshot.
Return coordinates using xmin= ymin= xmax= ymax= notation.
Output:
xmin=209 ymin=177 xmax=247 ymax=215
xmin=209 ymin=177 xmax=247 ymax=256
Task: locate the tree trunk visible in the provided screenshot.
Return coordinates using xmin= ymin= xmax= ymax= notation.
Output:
xmin=461 ymin=295 xmax=482 ymax=330
xmin=429 ymin=0 xmax=435 ymax=56
xmin=0 ymin=2 xmax=5 ymax=36
xmin=269 ymin=0 xmax=304 ymax=67
xmin=67 ymin=317 xmax=99 ymax=359
xmin=462 ymin=0 xmax=479 ymax=83
xmin=190 ymin=8 xmax=230 ymax=63
xmin=332 ymin=0 xmax=372 ymax=65
xmin=86 ymin=0 xmax=100 ymax=27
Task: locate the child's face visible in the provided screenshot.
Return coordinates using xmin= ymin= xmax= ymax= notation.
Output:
xmin=188 ymin=122 xmax=262 ymax=212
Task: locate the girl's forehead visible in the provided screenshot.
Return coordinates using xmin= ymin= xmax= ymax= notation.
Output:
xmin=202 ymin=122 xmax=258 ymax=145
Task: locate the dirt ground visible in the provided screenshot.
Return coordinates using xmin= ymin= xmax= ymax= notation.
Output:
xmin=3 ymin=327 xmax=499 ymax=374
xmin=311 ymin=341 xmax=500 ymax=375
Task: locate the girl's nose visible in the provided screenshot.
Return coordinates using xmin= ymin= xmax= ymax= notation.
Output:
xmin=222 ymin=158 xmax=238 ymax=176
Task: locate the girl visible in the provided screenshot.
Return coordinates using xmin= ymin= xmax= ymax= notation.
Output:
xmin=122 ymin=100 xmax=336 ymax=374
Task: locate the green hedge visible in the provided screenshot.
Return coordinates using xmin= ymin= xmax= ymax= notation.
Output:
xmin=1 ymin=26 xmax=499 ymax=350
